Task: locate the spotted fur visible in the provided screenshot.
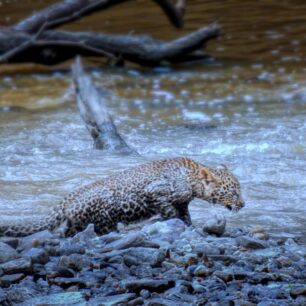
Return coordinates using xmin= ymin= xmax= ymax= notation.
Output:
xmin=0 ymin=158 xmax=244 ymax=237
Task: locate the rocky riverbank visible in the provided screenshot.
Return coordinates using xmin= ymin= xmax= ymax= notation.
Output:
xmin=0 ymin=218 xmax=305 ymax=306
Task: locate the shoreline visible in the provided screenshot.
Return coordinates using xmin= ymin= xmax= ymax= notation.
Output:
xmin=0 ymin=219 xmax=305 ymax=305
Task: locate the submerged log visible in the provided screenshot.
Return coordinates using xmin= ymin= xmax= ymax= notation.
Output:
xmin=0 ymin=0 xmax=219 ymax=67
xmin=72 ymin=57 xmax=137 ymax=154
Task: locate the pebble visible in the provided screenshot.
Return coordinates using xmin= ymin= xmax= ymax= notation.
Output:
xmin=0 ymin=219 xmax=304 ymax=306
xmin=0 ymin=242 xmax=17 ymax=263
xmin=237 ymin=235 xmax=267 ymax=249
xmin=201 ymin=213 xmax=226 ymax=236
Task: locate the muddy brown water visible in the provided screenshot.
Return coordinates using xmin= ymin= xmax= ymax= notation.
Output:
xmin=0 ymin=1 xmax=305 ymax=237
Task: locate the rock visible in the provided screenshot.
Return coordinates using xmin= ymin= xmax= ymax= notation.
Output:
xmin=193 ymin=242 xmax=220 ymax=256
xmin=236 ymin=236 xmax=267 ymax=249
xmin=57 ymin=254 xmax=91 ymax=271
xmin=193 ymin=264 xmax=210 ymax=277
xmin=100 ymin=231 xmax=158 ymax=253
xmin=0 ymin=273 xmax=25 ymax=288
xmin=21 ymin=248 xmax=49 ymax=265
xmin=57 ymin=243 xmax=86 ymax=256
xmin=201 ymin=213 xmax=226 ymax=236
xmin=128 ymin=297 xmax=145 ymax=305
xmin=102 ymin=247 xmax=166 ymax=268
xmin=50 ymin=277 xmax=88 ymax=289
xmin=0 ymin=237 xmax=19 ymax=249
xmin=0 ymin=241 xmax=18 ymax=263
xmin=148 ymin=298 xmax=190 ymax=306
xmin=0 ymin=258 xmax=32 ymax=274
xmin=71 ymin=223 xmax=97 ymax=243
xmin=250 ymin=226 xmax=269 ymax=239
xmin=18 ymin=230 xmax=53 ymax=251
xmin=140 ymin=289 xmax=151 ymax=299
xmin=16 ymin=291 xmax=85 ymax=306
xmin=214 ymin=269 xmax=248 ymax=282
xmin=141 ymin=219 xmax=186 ymax=247
xmin=88 ymin=293 xmax=136 ymax=306
xmin=290 ymin=286 xmax=306 ymax=298
xmin=191 ymin=280 xmax=206 ymax=293
xmin=124 ymin=279 xmax=175 ymax=293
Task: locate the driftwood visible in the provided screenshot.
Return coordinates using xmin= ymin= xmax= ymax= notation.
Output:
xmin=72 ymin=57 xmax=137 ymax=154
xmin=0 ymin=0 xmax=220 ymax=67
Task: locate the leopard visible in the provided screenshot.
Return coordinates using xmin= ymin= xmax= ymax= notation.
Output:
xmin=0 ymin=157 xmax=244 ymax=237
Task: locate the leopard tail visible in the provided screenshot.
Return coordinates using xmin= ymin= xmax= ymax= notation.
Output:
xmin=0 ymin=206 xmax=65 ymax=237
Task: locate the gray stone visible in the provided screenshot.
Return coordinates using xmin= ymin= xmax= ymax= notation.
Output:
xmin=124 ymin=279 xmax=175 ymax=293
xmin=0 ymin=241 xmax=18 ymax=263
xmin=142 ymin=219 xmax=186 ymax=246
xmin=18 ymin=230 xmax=53 ymax=251
xmin=88 ymin=293 xmax=136 ymax=306
xmin=50 ymin=277 xmax=88 ymax=289
xmin=0 ymin=273 xmax=25 ymax=288
xmin=0 ymin=258 xmax=32 ymax=274
xmin=140 ymin=289 xmax=151 ymax=299
xmin=0 ymin=237 xmax=19 ymax=249
xmin=57 ymin=243 xmax=86 ymax=256
xmin=16 ymin=291 xmax=85 ymax=306
xmin=237 ymin=236 xmax=267 ymax=249
xmin=128 ymin=297 xmax=145 ymax=305
xmin=290 ymin=286 xmax=306 ymax=298
xmin=148 ymin=298 xmax=190 ymax=306
xmin=57 ymin=254 xmax=91 ymax=271
xmin=102 ymin=247 xmax=166 ymax=268
xmin=21 ymin=248 xmax=49 ymax=265
xmin=100 ymin=231 xmax=158 ymax=253
xmin=193 ymin=264 xmax=210 ymax=277
xmin=201 ymin=214 xmax=226 ymax=236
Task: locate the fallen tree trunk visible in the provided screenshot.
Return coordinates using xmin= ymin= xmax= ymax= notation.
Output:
xmin=0 ymin=0 xmax=220 ymax=67
xmin=72 ymin=57 xmax=137 ymax=154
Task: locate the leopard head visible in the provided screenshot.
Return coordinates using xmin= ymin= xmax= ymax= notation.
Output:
xmin=196 ymin=165 xmax=245 ymax=211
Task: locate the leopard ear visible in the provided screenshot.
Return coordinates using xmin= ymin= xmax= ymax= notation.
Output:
xmin=200 ymin=168 xmax=221 ymax=184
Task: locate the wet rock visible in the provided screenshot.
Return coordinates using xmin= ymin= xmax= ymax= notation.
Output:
xmin=237 ymin=236 xmax=267 ymax=249
xmin=21 ymin=248 xmax=49 ymax=265
xmin=124 ymin=279 xmax=175 ymax=293
xmin=193 ymin=264 xmax=210 ymax=277
xmin=71 ymin=223 xmax=97 ymax=243
xmin=142 ymin=218 xmax=186 ymax=247
xmin=57 ymin=243 xmax=86 ymax=256
xmin=191 ymin=280 xmax=206 ymax=293
xmin=0 ymin=241 xmax=18 ymax=263
xmin=169 ymin=252 xmax=198 ymax=267
xmin=0 ymin=237 xmax=19 ymax=249
xmin=201 ymin=213 xmax=226 ymax=236
xmin=18 ymin=230 xmax=53 ymax=251
xmin=88 ymin=293 xmax=136 ymax=306
xmin=57 ymin=254 xmax=91 ymax=271
xmin=100 ymin=231 xmax=158 ymax=253
xmin=193 ymin=242 xmax=220 ymax=256
xmin=148 ymin=298 xmax=190 ymax=306
xmin=250 ymin=226 xmax=269 ymax=240
xmin=50 ymin=277 xmax=88 ymax=289
xmin=17 ymin=291 xmax=85 ymax=306
xmin=0 ymin=273 xmax=25 ymax=287
xmin=140 ymin=289 xmax=151 ymax=299
xmin=128 ymin=297 xmax=145 ymax=305
xmin=0 ymin=258 xmax=32 ymax=274
xmin=102 ymin=247 xmax=166 ymax=268
xmin=290 ymin=286 xmax=306 ymax=298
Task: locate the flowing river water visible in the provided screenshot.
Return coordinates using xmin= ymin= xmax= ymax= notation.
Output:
xmin=0 ymin=0 xmax=305 ymax=237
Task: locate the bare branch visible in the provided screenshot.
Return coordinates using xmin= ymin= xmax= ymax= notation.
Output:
xmin=14 ymin=0 xmax=185 ymax=34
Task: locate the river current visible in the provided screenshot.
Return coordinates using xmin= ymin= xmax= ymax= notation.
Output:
xmin=0 ymin=0 xmax=305 ymax=237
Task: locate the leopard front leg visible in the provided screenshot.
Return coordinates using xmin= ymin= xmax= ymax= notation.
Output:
xmin=176 ymin=203 xmax=192 ymax=226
